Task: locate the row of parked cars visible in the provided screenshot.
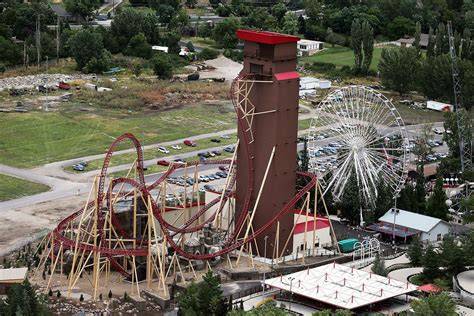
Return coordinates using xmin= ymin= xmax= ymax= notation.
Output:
xmin=166 ymin=170 xmax=228 ymax=188
xmin=309 ymin=142 xmax=341 ymax=158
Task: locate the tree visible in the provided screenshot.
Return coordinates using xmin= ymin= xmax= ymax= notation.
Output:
xmin=373 ymin=180 xmax=392 ymax=221
xmin=411 ymin=293 xmax=457 ymax=316
xmin=198 ymin=24 xmax=213 ymax=40
xmin=378 ymin=47 xmax=420 ymax=95
xmin=79 ymin=294 xmax=84 ymax=302
xmin=83 ymin=49 xmax=112 ymax=73
xmin=108 ymin=290 xmax=113 ymax=299
xmin=386 ymin=16 xmax=415 ymax=40
xmin=179 ymin=270 xmax=228 ymax=314
xmin=272 ymin=2 xmax=287 ymax=24
xmin=460 ymin=28 xmax=472 ymax=60
xmin=67 ymin=28 xmax=107 ymax=71
xmin=351 ymin=20 xmax=363 ymax=73
xmin=212 ymin=17 xmax=241 ymax=49
xmin=185 ymin=0 xmax=198 ymax=8
xmin=166 ymin=32 xmax=181 ymax=55
xmin=435 ymin=22 xmax=449 ymax=56
xmin=414 ymin=21 xmax=421 ymax=55
xmin=298 ymin=15 xmax=306 ymax=34
xmin=152 ymin=53 xmax=173 ymax=79
xmin=371 ymin=254 xmax=388 ymax=276
xmin=0 ymin=36 xmax=21 ymax=66
xmin=361 ymin=20 xmax=374 ymax=74
xmin=281 ymin=12 xmax=298 ymax=35
xmin=64 ymin=0 xmax=100 ymax=21
xmin=111 ymin=9 xmax=160 ymax=50
xmin=439 ymin=235 xmax=466 ymax=276
xmin=427 ymin=27 xmax=436 ymax=57
xmin=126 ymin=33 xmax=152 ymax=59
xmin=426 ymin=177 xmax=449 ymax=220
xmin=337 ymin=170 xmax=361 ymax=225
xmin=57 ymin=290 xmax=61 ymax=298
xmin=48 ymin=288 xmax=53 ymax=297
xmin=422 ymin=244 xmax=441 ymax=281
xmin=407 ymin=235 xmax=424 ymax=265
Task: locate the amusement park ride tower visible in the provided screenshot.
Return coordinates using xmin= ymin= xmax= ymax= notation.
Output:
xmin=234 ymin=30 xmax=300 ymax=258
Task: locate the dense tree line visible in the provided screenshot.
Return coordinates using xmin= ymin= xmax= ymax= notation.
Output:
xmin=0 ymin=279 xmax=49 ymax=316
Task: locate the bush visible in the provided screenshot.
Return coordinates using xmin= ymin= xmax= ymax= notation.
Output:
xmin=0 ymin=62 xmax=5 ymax=73
xmin=151 ymin=53 xmax=173 ymax=79
xmin=197 ymin=48 xmax=219 ymax=60
xmin=83 ymin=49 xmax=113 ymax=73
xmin=223 ymin=49 xmax=243 ymax=62
xmin=310 ymin=62 xmax=336 ymax=72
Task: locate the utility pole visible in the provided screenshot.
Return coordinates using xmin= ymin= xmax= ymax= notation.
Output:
xmin=56 ymin=15 xmax=60 ymax=64
xmin=447 ymin=21 xmax=473 ymax=213
xmin=36 ymin=14 xmax=41 ymax=68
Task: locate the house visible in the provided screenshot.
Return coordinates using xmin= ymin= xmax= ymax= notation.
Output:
xmin=297 ymin=39 xmax=324 ymax=56
xmin=50 ymin=4 xmax=75 ymax=22
xmin=397 ymin=33 xmax=429 ymax=49
xmin=367 ymin=208 xmax=451 ymax=243
xmin=0 ymin=268 xmax=28 ymax=295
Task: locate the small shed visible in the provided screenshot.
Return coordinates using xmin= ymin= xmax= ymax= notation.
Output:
xmin=0 ymin=267 xmax=28 ymax=295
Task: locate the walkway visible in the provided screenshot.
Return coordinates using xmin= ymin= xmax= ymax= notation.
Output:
xmin=388 ymin=267 xmax=423 ymax=283
xmin=361 ymin=254 xmax=410 ymax=272
xmin=457 ymin=270 xmax=474 ymax=293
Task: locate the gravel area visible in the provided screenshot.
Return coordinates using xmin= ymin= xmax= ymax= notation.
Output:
xmin=0 ymin=73 xmax=96 ymax=91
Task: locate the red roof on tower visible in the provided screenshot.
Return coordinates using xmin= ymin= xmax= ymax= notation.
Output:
xmin=236 ymin=30 xmax=300 ymax=44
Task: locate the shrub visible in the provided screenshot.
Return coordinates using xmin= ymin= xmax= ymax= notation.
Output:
xmin=223 ymin=49 xmax=243 ymax=62
xmin=151 ymin=53 xmax=173 ymax=79
xmin=197 ymin=48 xmax=219 ymax=61
xmin=310 ymin=62 xmax=336 ymax=72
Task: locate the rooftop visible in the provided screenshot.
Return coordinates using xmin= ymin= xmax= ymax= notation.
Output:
xmin=377 ymin=208 xmax=446 ymax=233
xmin=264 ymin=263 xmax=417 ymax=310
xmin=236 ymin=30 xmax=300 ymax=45
xmin=0 ymin=267 xmax=28 ymax=282
xmin=294 ymin=218 xmax=330 ymax=234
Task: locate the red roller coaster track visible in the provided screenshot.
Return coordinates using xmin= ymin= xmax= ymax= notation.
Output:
xmin=50 ymin=74 xmax=317 ymax=273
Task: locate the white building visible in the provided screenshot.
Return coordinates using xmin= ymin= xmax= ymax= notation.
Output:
xmin=292 ymin=210 xmax=332 ymax=254
xmin=297 ymin=39 xmax=324 ymax=56
xmin=368 ymin=208 xmax=451 ymax=243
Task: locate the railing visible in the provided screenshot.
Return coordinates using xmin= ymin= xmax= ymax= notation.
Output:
xmin=243 ymin=51 xmax=296 ymax=61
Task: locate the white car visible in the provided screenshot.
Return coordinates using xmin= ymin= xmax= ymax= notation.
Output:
xmin=220 ymin=135 xmax=231 ymax=139
xmin=158 ymin=146 xmax=169 ymax=154
xmin=171 ymin=144 xmax=182 ymax=150
xmin=432 ymin=128 xmax=443 ymax=135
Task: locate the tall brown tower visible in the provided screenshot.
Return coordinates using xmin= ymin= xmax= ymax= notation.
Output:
xmin=234 ymin=30 xmax=300 ymax=258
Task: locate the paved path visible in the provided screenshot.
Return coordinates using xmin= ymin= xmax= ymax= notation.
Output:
xmin=457 ymin=270 xmax=474 ymax=293
xmin=361 ymin=253 xmax=410 ymax=272
xmin=388 ymin=267 xmax=423 ymax=283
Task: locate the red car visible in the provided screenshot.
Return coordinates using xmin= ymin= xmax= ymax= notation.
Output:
xmin=157 ymin=160 xmax=170 ymax=166
xmin=183 ymin=140 xmax=196 ymax=147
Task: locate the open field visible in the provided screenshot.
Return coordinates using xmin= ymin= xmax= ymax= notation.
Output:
xmin=300 ymin=46 xmax=390 ymax=71
xmin=0 ymin=102 xmax=236 ymax=168
xmin=0 ymin=174 xmax=50 ymax=201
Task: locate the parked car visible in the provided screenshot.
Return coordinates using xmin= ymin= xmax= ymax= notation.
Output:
xmin=158 ymin=146 xmax=169 ymax=154
xmin=216 ymin=171 xmax=227 ymax=178
xmin=224 ymin=146 xmax=235 ymax=153
xmin=78 ymin=161 xmax=88 ymax=167
xmin=212 ymin=150 xmax=221 ymax=156
xmin=184 ymin=140 xmax=196 ymax=147
xmin=199 ymin=175 xmax=209 ymax=182
xmin=157 ymin=160 xmax=170 ymax=166
xmin=171 ymin=144 xmax=182 ymax=150
xmin=210 ymin=138 xmax=221 ymax=143
xmin=203 ymin=184 xmax=215 ymax=191
xmin=73 ymin=164 xmax=85 ymax=171
xmin=174 ymin=158 xmax=185 ymax=163
xmin=432 ymin=128 xmax=443 ymax=135
xmin=58 ymin=82 xmax=71 ymax=90
xmin=218 ymin=165 xmax=229 ymax=171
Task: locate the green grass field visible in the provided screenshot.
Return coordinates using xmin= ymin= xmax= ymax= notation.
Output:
xmin=300 ymin=46 xmax=389 ymax=71
xmin=0 ymin=104 xmax=236 ymax=168
xmin=0 ymin=174 xmax=50 ymax=201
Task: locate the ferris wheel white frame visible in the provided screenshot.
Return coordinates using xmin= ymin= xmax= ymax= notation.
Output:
xmin=306 ymin=85 xmax=409 ymax=205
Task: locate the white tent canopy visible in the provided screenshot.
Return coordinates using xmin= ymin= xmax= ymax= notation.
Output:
xmin=264 ymin=262 xmax=417 ymax=310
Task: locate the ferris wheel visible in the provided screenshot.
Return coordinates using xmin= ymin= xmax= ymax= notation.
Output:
xmin=306 ymin=85 xmax=409 ymax=204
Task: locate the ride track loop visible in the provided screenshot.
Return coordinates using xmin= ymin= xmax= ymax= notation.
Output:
xmin=50 ymin=74 xmax=317 ymax=272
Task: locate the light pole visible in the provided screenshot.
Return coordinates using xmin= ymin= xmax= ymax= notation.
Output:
xmin=262 ymin=235 xmax=268 ymax=299
xmin=391 ymin=207 xmax=399 ymax=245
xmin=288 ymin=277 xmax=294 ymax=311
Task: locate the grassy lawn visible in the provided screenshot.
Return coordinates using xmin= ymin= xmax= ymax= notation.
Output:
xmin=65 ymin=134 xmax=237 ymax=173
xmin=181 ymin=36 xmax=220 ymax=50
xmin=0 ymin=103 xmax=236 ymax=168
xmin=0 ymin=174 xmax=50 ymax=201
xmin=300 ymin=46 xmax=390 ymax=71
